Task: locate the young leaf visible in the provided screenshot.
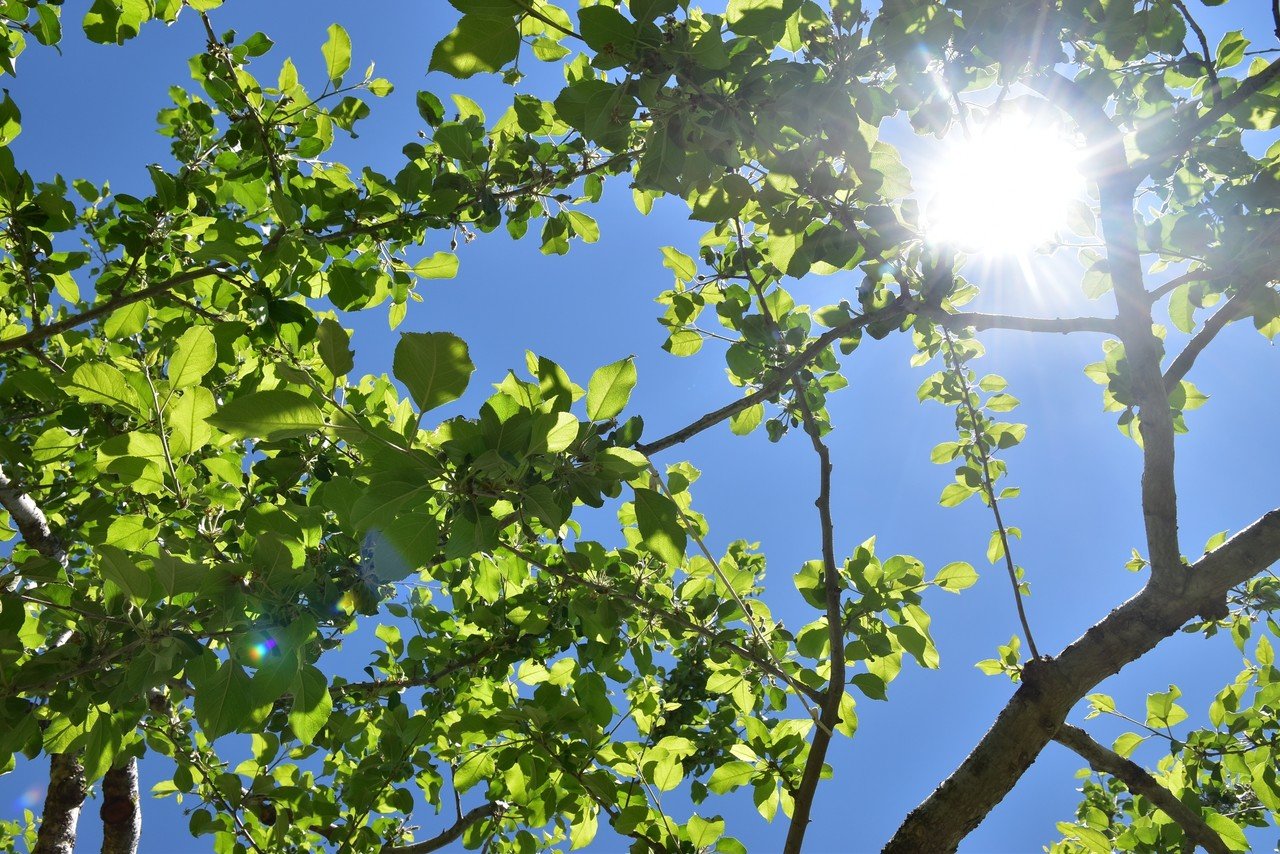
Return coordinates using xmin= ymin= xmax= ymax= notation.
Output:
xmin=321 ymin=23 xmax=351 ymax=83
xmin=633 ymin=487 xmax=686 ymax=566
xmin=206 ymin=389 xmax=326 ymax=439
xmin=586 ymin=357 xmax=636 ymax=421
xmin=289 ymin=665 xmax=333 ymax=745
xmin=169 ymin=326 xmax=217 ymax=388
xmin=393 ymin=331 xmax=475 ymax=412
xmin=317 ymin=318 xmax=355 ymax=377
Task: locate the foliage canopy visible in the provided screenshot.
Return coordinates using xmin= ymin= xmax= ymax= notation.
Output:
xmin=0 ymin=0 xmax=1278 ymax=852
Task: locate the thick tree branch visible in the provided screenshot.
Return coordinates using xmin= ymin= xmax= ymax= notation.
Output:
xmin=884 ymin=508 xmax=1280 ymax=853
xmin=382 ymin=804 xmax=496 ymax=854
xmin=0 ymin=464 xmax=66 ymax=569
xmin=1052 ymin=724 xmax=1229 ymax=854
xmin=1033 ymin=71 xmax=1181 ymax=578
xmin=100 ymin=759 xmax=142 ymax=854
xmin=941 ymin=312 xmax=1119 ymax=335
xmin=1163 ymin=284 xmax=1260 ymax=392
xmin=0 ymin=266 xmax=223 ymax=356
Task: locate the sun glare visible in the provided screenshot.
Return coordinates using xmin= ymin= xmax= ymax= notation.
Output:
xmin=925 ymin=115 xmax=1085 ymax=254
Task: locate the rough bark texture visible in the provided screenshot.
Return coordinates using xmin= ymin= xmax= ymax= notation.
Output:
xmin=100 ymin=759 xmax=142 ymax=854
xmin=1053 ymin=724 xmax=1229 ymax=854
xmin=883 ymin=509 xmax=1280 ymax=853
xmin=32 ymin=752 xmax=89 ymax=854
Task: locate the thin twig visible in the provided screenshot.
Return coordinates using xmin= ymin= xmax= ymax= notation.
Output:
xmin=941 ymin=329 xmax=1041 ymax=660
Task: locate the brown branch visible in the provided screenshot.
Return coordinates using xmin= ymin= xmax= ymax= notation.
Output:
xmin=1170 ymin=0 xmax=1219 ymax=93
xmin=381 ymin=804 xmax=496 ymax=854
xmin=884 ymin=507 xmax=1280 ymax=853
xmin=32 ymin=753 xmax=88 ymax=854
xmin=782 ymin=384 xmax=846 ymax=854
xmin=100 ymin=759 xmax=142 ymax=854
xmin=0 ymin=266 xmax=223 ymax=356
xmin=1162 ymin=284 xmax=1260 ymax=392
xmin=1033 ymin=71 xmax=1181 ymax=579
xmin=638 ymin=301 xmax=906 ymax=456
xmin=1133 ymin=57 xmax=1280 ymax=177
xmin=1149 ymin=269 xmax=1216 ymax=302
xmin=200 ymin=12 xmax=283 ymax=191
xmin=1052 ymin=724 xmax=1229 ymax=854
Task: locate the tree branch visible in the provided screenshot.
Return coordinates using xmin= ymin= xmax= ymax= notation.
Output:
xmin=782 ymin=382 xmax=846 ymax=854
xmin=1033 ymin=71 xmax=1181 ymax=579
xmin=1132 ymin=57 xmax=1280 ymax=177
xmin=1052 ymin=724 xmax=1229 ymax=854
xmin=0 ymin=463 xmax=66 ymax=570
xmin=638 ymin=301 xmax=907 ymax=456
xmin=941 ymin=312 xmax=1119 ymax=335
xmin=381 ymin=804 xmax=496 ymax=854
xmin=884 ymin=507 xmax=1280 ymax=853
xmin=505 ymin=544 xmax=826 ymax=705
xmin=0 ymin=266 xmax=223 ymax=356
xmin=1163 ymin=283 xmax=1265 ymax=393
xmin=100 ymin=759 xmax=142 ymax=854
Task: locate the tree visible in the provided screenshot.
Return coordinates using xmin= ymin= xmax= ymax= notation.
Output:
xmin=0 ymin=0 xmax=1278 ymax=851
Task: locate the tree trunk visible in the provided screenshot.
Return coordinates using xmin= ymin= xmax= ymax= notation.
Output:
xmin=100 ymin=758 xmax=142 ymax=854
xmin=33 ymin=752 xmax=88 ymax=854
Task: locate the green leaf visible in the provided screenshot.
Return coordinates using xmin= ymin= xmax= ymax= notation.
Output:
xmin=207 ymin=389 xmax=326 ymax=439
xmin=321 ymin=23 xmax=352 ymax=83
xmin=729 ymin=403 xmax=764 ymax=435
xmin=1112 ymin=732 xmax=1145 ymax=758
xmin=429 ymin=15 xmax=519 ymax=78
xmin=633 ymin=487 xmax=686 ymax=566
xmin=289 ymin=664 xmax=333 ymax=745
xmin=1203 ymin=811 xmax=1249 ymax=852
xmin=934 ymin=561 xmax=978 ymax=592
xmin=413 ymin=252 xmax=460 ymax=279
xmin=194 ymin=659 xmax=253 ymax=740
xmin=586 ymin=357 xmax=637 ymax=421
xmin=707 ymin=760 xmax=754 ymax=794
xmin=317 ymin=318 xmax=355 ymax=377
xmin=169 ymin=326 xmax=217 ymax=388
xmin=393 ymin=331 xmax=475 ymax=413
xmin=64 ymin=364 xmax=140 ymax=412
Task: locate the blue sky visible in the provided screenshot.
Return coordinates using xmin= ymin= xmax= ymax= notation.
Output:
xmin=2 ymin=2 xmax=1279 ymax=852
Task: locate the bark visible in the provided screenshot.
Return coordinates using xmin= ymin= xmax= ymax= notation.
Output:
xmin=0 ymin=464 xmax=65 ymax=571
xmin=100 ymin=759 xmax=142 ymax=854
xmin=32 ymin=753 xmax=89 ymax=854
xmin=1053 ymin=724 xmax=1229 ymax=854
xmin=884 ymin=509 xmax=1280 ymax=852
xmin=382 ymin=804 xmax=495 ymax=854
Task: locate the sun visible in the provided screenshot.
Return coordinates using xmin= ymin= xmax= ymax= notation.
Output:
xmin=924 ymin=113 xmax=1086 ymax=254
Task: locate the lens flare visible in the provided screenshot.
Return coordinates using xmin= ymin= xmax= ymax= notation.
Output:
xmin=924 ymin=113 xmax=1085 ymax=254
xmin=247 ymin=636 xmax=278 ymax=664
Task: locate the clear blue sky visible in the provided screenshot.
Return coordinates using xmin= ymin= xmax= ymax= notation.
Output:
xmin=2 ymin=2 xmax=1278 ymax=852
